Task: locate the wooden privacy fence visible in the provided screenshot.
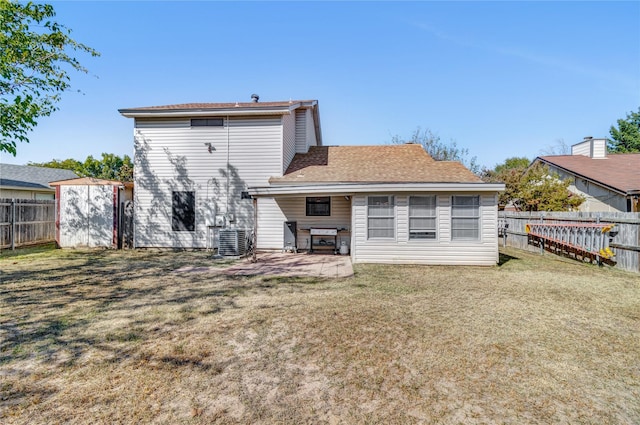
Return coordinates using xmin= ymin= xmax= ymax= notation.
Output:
xmin=0 ymin=198 xmax=56 ymax=250
xmin=499 ymin=211 xmax=640 ymax=273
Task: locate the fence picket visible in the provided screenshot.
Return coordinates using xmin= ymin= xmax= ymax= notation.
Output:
xmin=499 ymin=211 xmax=640 ymax=273
xmin=0 ymin=198 xmax=56 ymax=250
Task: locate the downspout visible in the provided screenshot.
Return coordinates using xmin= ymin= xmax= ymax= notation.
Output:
xmin=226 ymin=115 xmax=230 ymax=225
xmin=252 ymin=197 xmax=257 ymax=263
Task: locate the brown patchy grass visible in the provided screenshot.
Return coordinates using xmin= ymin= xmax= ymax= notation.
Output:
xmin=1 ymin=247 xmax=638 ymax=424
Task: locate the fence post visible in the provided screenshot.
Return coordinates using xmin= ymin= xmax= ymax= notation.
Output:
xmin=10 ymin=199 xmax=16 ymax=250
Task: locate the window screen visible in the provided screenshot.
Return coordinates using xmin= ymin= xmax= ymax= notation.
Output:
xmin=367 ymin=195 xmax=395 ymax=238
xmin=172 ymin=191 xmax=195 ymax=231
xmin=409 ymin=196 xmax=436 ymax=239
xmin=451 ymin=195 xmax=480 ymax=240
xmin=191 ymin=118 xmax=223 ymax=127
xmin=306 ymin=197 xmax=331 ymax=216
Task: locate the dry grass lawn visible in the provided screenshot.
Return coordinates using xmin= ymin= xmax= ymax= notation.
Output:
xmin=1 ymin=246 xmax=639 ymax=424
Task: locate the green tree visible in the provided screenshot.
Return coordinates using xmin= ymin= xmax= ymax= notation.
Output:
xmin=608 ymin=108 xmax=640 ymax=153
xmin=514 ymin=163 xmax=584 ymax=212
xmin=30 ymin=153 xmax=133 ymax=181
xmin=480 ymin=156 xmax=530 ymax=207
xmin=391 ymin=127 xmax=480 ymax=174
xmin=0 ymin=1 xmax=99 ymax=155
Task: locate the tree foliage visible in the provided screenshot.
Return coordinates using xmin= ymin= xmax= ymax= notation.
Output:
xmin=391 ymin=127 xmax=480 ymax=174
xmin=0 ymin=1 xmax=99 ymax=155
xmin=608 ymin=108 xmax=640 ymax=153
xmin=481 ymin=158 xmax=584 ymax=211
xmin=30 ymin=153 xmax=133 ymax=182
xmin=481 ymin=157 xmax=530 ymax=207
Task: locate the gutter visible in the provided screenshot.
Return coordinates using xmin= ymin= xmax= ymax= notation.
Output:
xmin=248 ymin=182 xmax=505 ymax=197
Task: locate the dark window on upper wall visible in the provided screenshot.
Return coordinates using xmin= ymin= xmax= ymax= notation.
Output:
xmin=191 ymin=118 xmax=223 ymax=127
xmin=306 ymin=196 xmax=331 ymax=216
xmin=172 ymin=191 xmax=195 ymax=231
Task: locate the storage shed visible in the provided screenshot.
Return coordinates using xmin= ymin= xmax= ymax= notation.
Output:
xmin=49 ymin=178 xmax=133 ymax=248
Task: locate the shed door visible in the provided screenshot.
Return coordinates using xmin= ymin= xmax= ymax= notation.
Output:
xmin=59 ymin=185 xmax=114 ymax=248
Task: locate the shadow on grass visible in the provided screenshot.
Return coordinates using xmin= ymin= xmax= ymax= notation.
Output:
xmin=0 ymin=243 xmax=57 ymax=258
xmin=498 ymin=252 xmax=519 ymax=266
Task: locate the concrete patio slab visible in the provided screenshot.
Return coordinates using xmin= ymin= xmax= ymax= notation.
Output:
xmin=176 ymin=252 xmax=354 ymax=278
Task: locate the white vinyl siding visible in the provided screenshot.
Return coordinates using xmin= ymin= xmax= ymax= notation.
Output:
xmin=133 ymin=116 xmax=282 ymax=248
xmin=408 ymin=196 xmax=436 ymax=240
xmin=451 ymin=195 xmax=480 ymax=240
xmin=282 ymin=112 xmax=296 ymax=173
xmin=352 ymin=193 xmax=499 ymax=265
xmin=367 ymin=195 xmax=395 ymax=239
xmin=295 ymin=109 xmax=307 ymax=153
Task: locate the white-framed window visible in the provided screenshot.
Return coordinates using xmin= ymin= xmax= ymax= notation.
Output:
xmin=367 ymin=195 xmax=395 ymax=239
xmin=451 ymin=195 xmax=480 ymax=240
xmin=409 ymin=196 xmax=437 ymax=240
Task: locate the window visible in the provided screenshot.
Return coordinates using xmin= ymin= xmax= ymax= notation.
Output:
xmin=451 ymin=195 xmax=480 ymax=240
xmin=191 ymin=118 xmax=223 ymax=127
xmin=409 ymin=196 xmax=436 ymax=239
xmin=306 ymin=197 xmax=330 ymax=216
xmin=368 ymin=196 xmax=395 ymax=238
xmin=172 ymin=191 xmax=195 ymax=231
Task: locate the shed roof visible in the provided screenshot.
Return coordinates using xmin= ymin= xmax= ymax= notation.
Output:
xmin=0 ymin=164 xmax=78 ymax=191
xmin=269 ymin=144 xmax=482 ymax=184
xmin=536 ymin=153 xmax=640 ymax=195
xmin=49 ymin=177 xmax=131 ymax=186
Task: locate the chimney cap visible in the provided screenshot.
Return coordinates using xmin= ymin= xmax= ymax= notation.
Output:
xmin=251 ymin=94 xmax=259 ymax=103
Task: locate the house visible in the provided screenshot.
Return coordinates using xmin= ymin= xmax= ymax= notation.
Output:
xmin=0 ymin=163 xmax=78 ymax=200
xmin=533 ymin=137 xmax=640 ymax=212
xmin=119 ymin=97 xmax=504 ymax=265
xmin=49 ymin=177 xmax=134 ymax=248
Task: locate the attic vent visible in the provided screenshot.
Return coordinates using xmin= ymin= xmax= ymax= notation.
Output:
xmin=251 ymin=94 xmax=259 ymax=103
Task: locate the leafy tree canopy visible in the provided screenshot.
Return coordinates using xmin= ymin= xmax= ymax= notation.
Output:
xmin=608 ymin=108 xmax=640 ymax=153
xmin=481 ymin=158 xmax=583 ymax=211
xmin=515 ymin=163 xmax=584 ymax=212
xmin=391 ymin=127 xmax=480 ymax=174
xmin=30 ymin=153 xmax=133 ymax=182
xmin=0 ymin=1 xmax=99 ymax=155
xmin=480 ymin=157 xmax=530 ymax=207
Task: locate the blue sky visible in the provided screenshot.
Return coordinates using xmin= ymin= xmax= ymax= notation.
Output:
xmin=2 ymin=1 xmax=639 ymax=169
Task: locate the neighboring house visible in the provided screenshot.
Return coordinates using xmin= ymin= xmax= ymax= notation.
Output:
xmin=49 ymin=177 xmax=134 ymax=248
xmin=119 ymin=98 xmax=504 ymax=265
xmin=0 ymin=163 xmax=78 ymax=200
xmin=534 ymin=137 xmax=640 ymax=213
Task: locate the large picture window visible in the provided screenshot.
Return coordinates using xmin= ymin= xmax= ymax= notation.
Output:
xmin=172 ymin=191 xmax=195 ymax=231
xmin=409 ymin=196 xmax=437 ymax=239
xmin=451 ymin=195 xmax=480 ymax=240
xmin=306 ymin=196 xmax=331 ymax=216
xmin=368 ymin=195 xmax=395 ymax=239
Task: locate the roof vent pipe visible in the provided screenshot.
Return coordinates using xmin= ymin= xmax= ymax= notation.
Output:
xmin=251 ymin=94 xmax=259 ymax=103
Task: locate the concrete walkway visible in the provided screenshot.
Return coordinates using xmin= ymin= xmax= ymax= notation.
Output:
xmin=175 ymin=252 xmax=354 ymax=278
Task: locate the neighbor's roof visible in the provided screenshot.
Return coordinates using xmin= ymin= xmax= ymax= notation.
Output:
xmin=269 ymin=144 xmax=483 ymax=184
xmin=536 ymin=153 xmax=640 ymax=195
xmin=0 ymin=164 xmax=78 ymax=191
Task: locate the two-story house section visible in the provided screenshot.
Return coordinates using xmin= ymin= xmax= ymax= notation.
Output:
xmin=119 ymin=98 xmax=321 ymax=249
xmin=121 ymin=97 xmax=505 ymax=265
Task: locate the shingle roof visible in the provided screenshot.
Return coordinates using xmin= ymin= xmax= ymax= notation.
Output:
xmin=270 ymin=144 xmax=482 ymax=184
xmin=120 ymin=100 xmax=315 ymax=112
xmin=537 ymin=153 xmax=640 ymax=194
xmin=0 ymin=164 xmax=78 ymax=191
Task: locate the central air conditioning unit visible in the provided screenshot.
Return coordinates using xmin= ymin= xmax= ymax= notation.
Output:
xmin=219 ymin=229 xmax=247 ymax=257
